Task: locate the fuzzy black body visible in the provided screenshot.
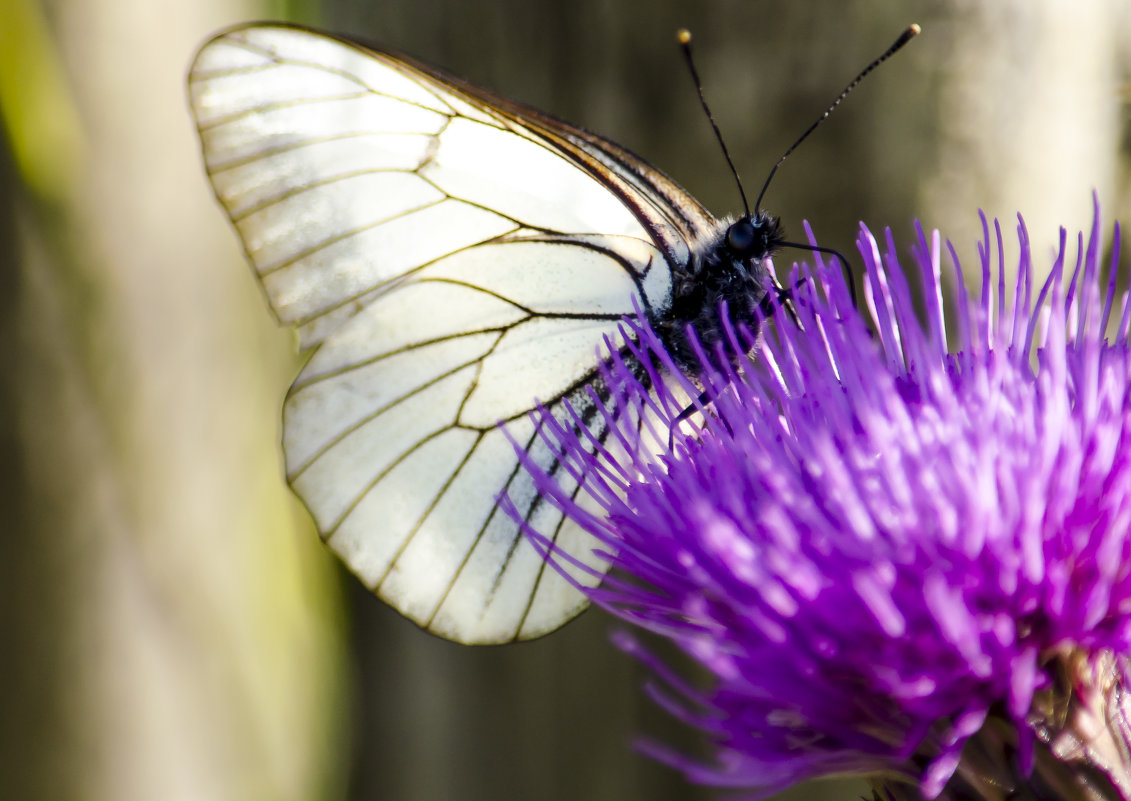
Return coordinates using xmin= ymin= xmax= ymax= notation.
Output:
xmin=651 ymin=211 xmax=785 ymax=371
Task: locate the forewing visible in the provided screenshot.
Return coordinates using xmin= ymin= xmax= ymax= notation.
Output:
xmin=187 ymin=24 xmax=691 ymax=642
xmin=189 ymin=24 xmax=686 ymax=348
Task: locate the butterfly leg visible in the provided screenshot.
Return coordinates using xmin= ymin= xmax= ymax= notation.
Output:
xmin=776 ymin=242 xmax=858 ymax=309
xmin=761 ymin=278 xmax=803 ymax=329
xmin=670 ymin=388 xmax=707 ymax=449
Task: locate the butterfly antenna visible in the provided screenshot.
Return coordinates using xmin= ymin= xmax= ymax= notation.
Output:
xmin=752 ymin=23 xmax=920 ymax=212
xmin=678 ymin=29 xmax=750 ymax=217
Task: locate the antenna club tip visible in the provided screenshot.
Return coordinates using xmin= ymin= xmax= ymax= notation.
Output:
xmin=889 ymin=23 xmax=921 ymax=51
xmin=676 ymin=28 xmax=692 ymax=45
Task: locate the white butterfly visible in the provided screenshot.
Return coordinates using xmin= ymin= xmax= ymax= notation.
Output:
xmin=187 ymin=23 xmax=791 ymax=644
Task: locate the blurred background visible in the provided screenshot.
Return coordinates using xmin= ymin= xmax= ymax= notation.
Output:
xmin=3 ymin=1 xmax=1129 ymax=800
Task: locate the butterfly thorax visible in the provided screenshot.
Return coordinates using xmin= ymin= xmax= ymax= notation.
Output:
xmin=655 ymin=211 xmax=783 ymax=371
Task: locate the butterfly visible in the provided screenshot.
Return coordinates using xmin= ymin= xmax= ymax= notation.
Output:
xmin=187 ymin=22 xmax=916 ymax=644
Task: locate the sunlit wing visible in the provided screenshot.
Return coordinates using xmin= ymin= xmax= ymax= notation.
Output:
xmin=187 ymin=23 xmax=716 ymax=643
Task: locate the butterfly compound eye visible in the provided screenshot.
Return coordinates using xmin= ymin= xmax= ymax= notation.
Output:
xmin=726 ymin=219 xmax=757 ymax=255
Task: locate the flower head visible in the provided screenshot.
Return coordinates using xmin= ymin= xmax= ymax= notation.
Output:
xmin=513 ymin=200 xmax=1131 ymax=799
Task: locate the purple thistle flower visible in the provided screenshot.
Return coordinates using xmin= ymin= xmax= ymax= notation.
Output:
xmin=510 ymin=199 xmax=1131 ymax=799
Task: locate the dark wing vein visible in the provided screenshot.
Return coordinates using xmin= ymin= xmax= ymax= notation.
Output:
xmin=338 ymin=33 xmax=719 ymax=252
xmin=288 ymin=328 xmax=509 ymax=483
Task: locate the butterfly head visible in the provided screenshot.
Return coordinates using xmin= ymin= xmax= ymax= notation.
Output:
xmin=656 ymin=212 xmax=783 ymax=371
xmin=724 ymin=211 xmax=783 ymax=265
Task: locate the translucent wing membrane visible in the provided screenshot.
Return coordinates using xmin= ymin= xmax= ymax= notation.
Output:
xmin=188 ymin=24 xmax=704 ymax=642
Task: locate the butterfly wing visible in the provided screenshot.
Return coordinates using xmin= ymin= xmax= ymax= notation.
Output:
xmin=188 ymin=23 xmax=717 ymax=643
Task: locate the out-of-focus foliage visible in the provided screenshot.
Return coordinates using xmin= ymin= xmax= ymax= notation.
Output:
xmin=0 ymin=0 xmax=84 ymax=204
xmin=1 ymin=1 xmax=348 ymax=800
